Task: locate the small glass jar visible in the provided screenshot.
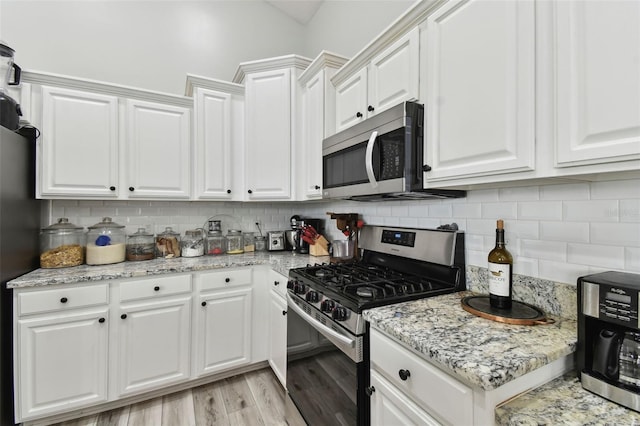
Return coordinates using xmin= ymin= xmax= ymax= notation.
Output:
xmin=86 ymin=217 xmax=126 ymax=265
xmin=226 ymin=229 xmax=244 ymax=254
xmin=254 ymin=235 xmax=267 ymax=252
xmin=206 ymin=231 xmax=226 ymax=255
xmin=156 ymin=227 xmax=181 ymax=258
xmin=126 ymin=228 xmax=155 ymax=261
xmin=182 ymin=229 xmax=205 ymax=258
xmin=40 ymin=218 xmax=85 ymax=268
xmin=243 ymin=232 xmax=255 ymax=252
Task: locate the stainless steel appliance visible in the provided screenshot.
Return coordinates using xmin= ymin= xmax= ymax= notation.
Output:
xmin=578 ymin=271 xmax=640 ymax=412
xmin=322 ymin=101 xmax=465 ymax=201
xmin=0 ymin=126 xmax=42 ymax=425
xmin=267 ymin=231 xmax=285 ymax=251
xmin=286 ymin=225 xmax=466 ymax=425
xmin=0 ymin=42 xmax=22 ymax=131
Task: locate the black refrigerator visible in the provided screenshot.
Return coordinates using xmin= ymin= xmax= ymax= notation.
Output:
xmin=0 ymin=125 xmax=42 ymax=425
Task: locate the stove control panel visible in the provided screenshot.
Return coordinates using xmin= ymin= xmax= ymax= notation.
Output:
xmin=381 ymin=229 xmax=416 ymax=247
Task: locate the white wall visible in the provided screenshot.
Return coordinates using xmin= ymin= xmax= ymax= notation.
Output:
xmin=0 ymin=0 xmax=414 ymax=95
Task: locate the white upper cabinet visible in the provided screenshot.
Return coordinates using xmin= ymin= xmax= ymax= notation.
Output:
xmin=423 ymin=0 xmax=535 ymax=182
xmin=334 ymin=27 xmax=419 ymax=133
xmin=125 ymin=99 xmax=191 ymax=199
xmin=553 ymin=0 xmax=640 ymax=168
xmin=39 ymin=86 xmax=119 ymax=198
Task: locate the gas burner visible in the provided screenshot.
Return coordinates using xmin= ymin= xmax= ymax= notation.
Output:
xmin=356 ymin=286 xmax=377 ymax=298
xmin=315 ymin=269 xmax=330 ymax=278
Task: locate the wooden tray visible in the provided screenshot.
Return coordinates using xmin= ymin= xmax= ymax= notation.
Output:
xmin=461 ymin=295 xmax=555 ymax=325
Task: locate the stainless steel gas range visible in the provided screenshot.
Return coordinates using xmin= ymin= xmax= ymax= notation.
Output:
xmin=285 ymin=224 xmax=466 ymax=426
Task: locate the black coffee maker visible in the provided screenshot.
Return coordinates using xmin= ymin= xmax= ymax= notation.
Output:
xmin=577 ymin=271 xmax=640 ymax=412
xmin=0 ymin=42 xmax=22 ymax=131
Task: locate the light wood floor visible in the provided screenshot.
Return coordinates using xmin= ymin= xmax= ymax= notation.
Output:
xmin=51 ymin=368 xmax=307 ymax=426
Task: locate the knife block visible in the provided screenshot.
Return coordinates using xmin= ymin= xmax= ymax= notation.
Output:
xmin=310 ymin=235 xmax=329 ymax=257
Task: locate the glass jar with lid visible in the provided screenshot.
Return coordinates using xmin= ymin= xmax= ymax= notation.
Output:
xmin=40 ymin=218 xmax=85 ymax=268
xmin=156 ymin=227 xmax=181 ymax=258
xmin=182 ymin=229 xmax=205 ymax=257
xmin=206 ymin=231 xmax=226 ymax=255
xmin=86 ymin=217 xmax=126 ymax=265
xmin=226 ymin=229 xmax=244 ymax=254
xmin=243 ymin=232 xmax=255 ymax=252
xmin=254 ymin=235 xmax=267 ymax=252
xmin=126 ymin=228 xmax=155 ymax=261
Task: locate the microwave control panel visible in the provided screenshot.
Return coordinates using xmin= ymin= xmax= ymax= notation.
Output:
xmin=583 ymin=279 xmax=640 ymax=328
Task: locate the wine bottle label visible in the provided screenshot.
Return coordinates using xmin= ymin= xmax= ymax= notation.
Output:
xmin=489 ymin=262 xmax=511 ymax=297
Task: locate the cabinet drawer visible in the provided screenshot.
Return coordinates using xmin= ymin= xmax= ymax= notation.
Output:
xmin=119 ymin=274 xmax=191 ymax=302
xmin=269 ymin=270 xmax=288 ymax=298
xmin=17 ymin=284 xmax=109 ymax=316
xmin=370 ymin=329 xmax=473 ymax=425
xmin=198 ymin=268 xmax=252 ymax=291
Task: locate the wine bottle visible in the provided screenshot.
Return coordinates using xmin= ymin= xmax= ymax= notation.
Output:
xmin=488 ymin=219 xmax=513 ymax=309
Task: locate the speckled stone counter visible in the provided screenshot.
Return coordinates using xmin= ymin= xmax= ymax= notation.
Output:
xmin=362 ymin=291 xmax=577 ymax=390
xmin=7 ymin=252 xmax=327 ymax=288
xmin=495 ymin=373 xmax=640 ymax=425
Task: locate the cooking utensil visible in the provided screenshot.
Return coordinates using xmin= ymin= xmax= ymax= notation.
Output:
xmin=332 ymin=240 xmax=354 ymax=259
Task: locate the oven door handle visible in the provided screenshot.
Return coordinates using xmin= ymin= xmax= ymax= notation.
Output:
xmin=365 ymin=130 xmax=378 ymax=188
xmin=286 ymin=293 xmax=355 ymax=348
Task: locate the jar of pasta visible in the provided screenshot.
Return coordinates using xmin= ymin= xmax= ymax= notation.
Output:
xmin=40 ymin=218 xmax=85 ymax=268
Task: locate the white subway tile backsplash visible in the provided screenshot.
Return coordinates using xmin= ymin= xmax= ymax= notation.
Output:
xmin=591 ymin=179 xmax=640 ymax=199
xmin=518 ymin=201 xmax=563 ymax=220
xmin=538 ymin=260 xmax=588 ymax=285
xmin=520 ymin=239 xmax=566 ymax=261
xmin=428 ymin=203 xmax=452 ymax=218
xmin=540 ymin=183 xmax=590 ymax=200
xmin=513 ymin=256 xmax=539 ymax=277
xmin=466 ymin=188 xmax=499 ymax=202
xmin=452 ymin=203 xmax=482 ymax=218
xmin=408 ymin=204 xmax=429 ymax=217
xmin=465 ymin=234 xmax=486 ymax=251
xmin=563 ymin=200 xmax=619 ymax=222
xmin=377 ymin=205 xmax=392 ymax=216
xmin=567 ymin=243 xmax=625 ymax=270
xmin=540 ymin=221 xmax=589 ymax=243
xmin=398 ymin=216 xmax=419 ymax=227
xmin=417 ymin=217 xmax=441 ymax=229
xmin=591 ymin=223 xmax=640 ymax=247
xmin=509 ymin=221 xmax=539 ymax=240
xmin=466 ymin=249 xmax=488 ymax=268
xmin=625 ymin=247 xmax=640 ymax=272
xmin=391 ymin=205 xmax=409 ymax=218
xmin=498 ymin=186 xmax=539 ymax=201
xmin=620 ymin=200 xmax=640 ymax=223
xmin=482 ymin=202 xmax=517 ymax=220
xmin=383 ymin=216 xmax=401 ymax=226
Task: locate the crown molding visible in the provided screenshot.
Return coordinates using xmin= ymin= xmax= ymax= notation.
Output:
xmin=184 ymin=74 xmax=245 ymax=97
xmin=232 ymin=54 xmax=312 ymax=84
xmin=298 ymin=51 xmax=349 ymax=85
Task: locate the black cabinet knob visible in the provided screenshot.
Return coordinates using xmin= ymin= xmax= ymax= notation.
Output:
xmin=356 ymin=111 xmax=363 ymax=118
xmin=225 ymin=278 xmax=230 ymax=283
xmin=121 ymin=314 xmax=127 ymax=320
xmin=314 ymin=185 xmax=320 ymax=190
xmin=282 ymin=310 xmax=287 ymax=316
xmin=247 ymin=189 xmax=253 ymax=194
xmin=227 ymin=189 xmax=231 ymax=194
xmin=129 ymin=187 xmax=135 ymax=192
xmin=60 ymin=297 xmax=68 ymax=303
xmin=201 ymin=301 xmax=207 ymax=307
xmin=109 ymin=186 xmax=116 ymax=191
xmin=398 ymin=369 xmax=411 ymax=381
xmin=98 ymin=317 xmax=106 ymax=323
xmin=365 ymin=386 xmax=376 ymax=396
xmin=274 ymin=281 xmax=280 ymax=286
xmin=367 ymin=105 xmax=375 ymax=112
xmin=422 ymin=164 xmax=432 ymax=172
xmin=154 ymin=286 xmax=160 ymax=291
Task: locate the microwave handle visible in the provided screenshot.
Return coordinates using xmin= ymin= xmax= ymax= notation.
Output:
xmin=365 ymin=131 xmax=379 ymax=188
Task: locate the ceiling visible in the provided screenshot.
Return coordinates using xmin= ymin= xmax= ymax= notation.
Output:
xmin=264 ymin=0 xmax=324 ymax=25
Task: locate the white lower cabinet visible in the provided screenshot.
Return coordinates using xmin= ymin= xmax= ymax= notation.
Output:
xmin=268 ymin=271 xmax=288 ymax=387
xmin=113 ymin=275 xmax=192 ymax=397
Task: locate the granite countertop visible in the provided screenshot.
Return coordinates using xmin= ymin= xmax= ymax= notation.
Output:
xmin=362 ymin=291 xmax=577 ymax=391
xmin=7 ymin=252 xmax=328 ymax=289
xmin=495 ymin=373 xmax=640 ymax=425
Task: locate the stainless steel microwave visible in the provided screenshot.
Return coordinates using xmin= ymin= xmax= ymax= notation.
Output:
xmin=322 ymin=101 xmax=465 ymax=201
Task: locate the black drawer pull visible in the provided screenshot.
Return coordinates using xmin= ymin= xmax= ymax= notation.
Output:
xmin=109 ymin=186 xmax=116 ymax=191
xmin=282 ymin=310 xmax=287 ymax=316
xmin=129 ymin=186 xmax=135 ymax=192
xmin=98 ymin=317 xmax=105 ymax=323
xmin=365 ymin=386 xmax=375 ymax=396
xmin=121 ymin=314 xmax=127 ymax=320
xmin=225 ymin=278 xmax=230 ymax=283
xmin=227 ymin=189 xmax=231 ymax=194
xmin=274 ymin=281 xmax=280 ymax=286
xmin=154 ymin=286 xmax=160 ymax=291
xmin=201 ymin=301 xmax=207 ymax=307
xmin=60 ymin=297 xmax=68 ymax=304
xmin=399 ymin=369 xmax=411 ymax=381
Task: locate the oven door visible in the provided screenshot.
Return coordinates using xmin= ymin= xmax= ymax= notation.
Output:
xmin=286 ymin=293 xmax=369 ymax=425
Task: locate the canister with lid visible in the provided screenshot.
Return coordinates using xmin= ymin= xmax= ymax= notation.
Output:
xmin=40 ymin=218 xmax=85 ymax=268
xmin=126 ymin=228 xmax=155 ymax=261
xmin=226 ymin=229 xmax=244 ymax=254
xmin=182 ymin=229 xmax=205 ymax=257
xmin=254 ymin=235 xmax=267 ymax=252
xmin=206 ymin=231 xmax=226 ymax=255
xmin=243 ymin=232 xmax=255 ymax=252
xmin=156 ymin=227 xmax=181 ymax=258
xmin=86 ymin=217 xmax=126 ymax=265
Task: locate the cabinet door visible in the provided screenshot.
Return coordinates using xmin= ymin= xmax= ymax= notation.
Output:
xmin=335 ymin=68 xmax=368 ymax=133
xmin=424 ymin=0 xmax=535 ymax=181
xmin=194 ymin=287 xmax=252 ymax=376
xmin=244 ymin=69 xmax=292 ymax=200
xmin=370 ymin=370 xmax=439 ymax=426
xmin=115 ymin=295 xmax=191 ymax=397
xmin=193 ymin=88 xmax=233 ymax=199
xmin=16 ymin=308 xmax=109 ymax=422
xmin=554 ymin=0 xmax=640 ymax=167
xmin=301 ymin=71 xmax=324 ymax=199
xmin=39 ymin=86 xmax=119 ymax=198
xmin=368 ymin=27 xmax=420 ymax=116
xmin=269 ymin=291 xmax=287 ymax=387
xmin=125 ymin=99 xmax=191 ymax=199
